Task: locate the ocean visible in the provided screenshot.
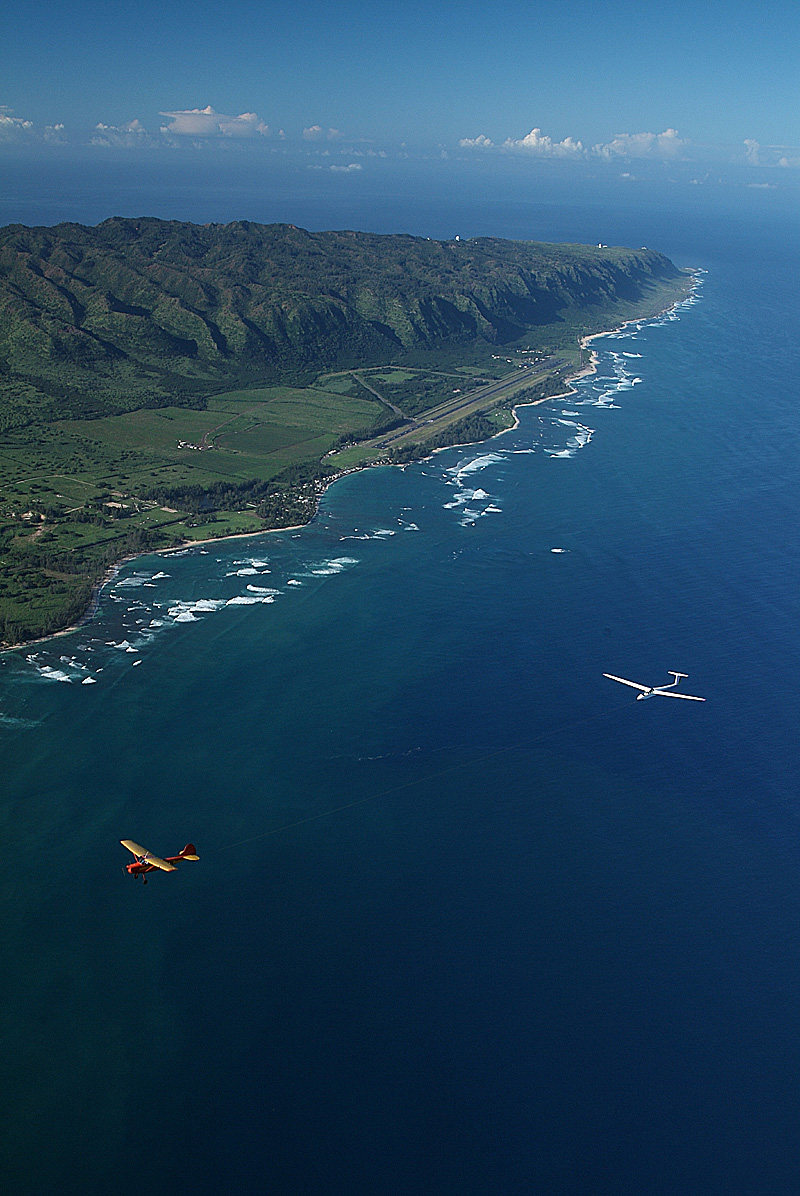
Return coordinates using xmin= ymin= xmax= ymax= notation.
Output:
xmin=3 ymin=166 xmax=800 ymax=1194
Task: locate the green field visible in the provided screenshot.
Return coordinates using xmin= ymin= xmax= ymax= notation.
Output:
xmin=52 ymin=386 xmax=381 ymax=484
xmin=0 ymin=367 xmax=531 ymax=644
xmin=0 ymin=323 xmax=686 ymax=647
xmin=369 ymin=369 xmax=419 ymax=385
xmin=0 ymin=216 xmax=693 ymax=645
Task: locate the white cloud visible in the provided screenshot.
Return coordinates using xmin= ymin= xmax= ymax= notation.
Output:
xmin=459 ymin=134 xmax=494 ymax=148
xmin=221 ymin=111 xmax=270 ymax=138
xmin=0 ymin=106 xmax=64 ymax=145
xmin=159 ymin=106 xmax=269 ymax=138
xmin=743 ymin=138 xmax=760 ymax=165
xmin=459 ymin=127 xmax=584 ymax=156
xmin=95 ymin=118 xmax=148 ymax=135
xmin=778 ymin=154 xmax=800 ymax=168
xmin=592 ymin=129 xmax=686 ymax=159
xmin=303 ymin=125 xmax=341 ymax=141
xmin=459 ymin=125 xmax=690 ymax=163
xmin=459 ymin=127 xmax=583 ymax=156
xmin=0 ymin=106 xmax=35 ymax=141
xmin=92 ymin=118 xmax=153 ymax=148
xmin=503 ymin=128 xmax=584 ymax=156
xmin=330 ymin=162 xmax=362 ymax=172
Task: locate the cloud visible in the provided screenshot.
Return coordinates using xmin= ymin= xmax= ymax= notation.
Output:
xmin=159 ymin=106 xmax=269 ymax=138
xmin=503 ymin=128 xmax=584 ymax=156
xmin=92 ymin=118 xmax=154 ymax=148
xmin=459 ymin=134 xmax=494 ymax=148
xmin=460 ymin=125 xmax=689 ymax=163
xmin=303 ymin=125 xmax=342 ymax=141
xmin=743 ymin=138 xmax=760 ymax=166
xmin=0 ymin=106 xmax=65 ymax=145
xmin=592 ymin=129 xmax=687 ymax=159
xmin=740 ymin=141 xmax=800 ymax=169
xmin=0 ymin=106 xmax=35 ymax=141
xmin=459 ymin=127 xmax=583 ymax=156
xmin=329 ymin=162 xmax=362 ymax=172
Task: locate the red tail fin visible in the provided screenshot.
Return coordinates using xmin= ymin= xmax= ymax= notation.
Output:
xmin=164 ymin=843 xmax=200 ymax=864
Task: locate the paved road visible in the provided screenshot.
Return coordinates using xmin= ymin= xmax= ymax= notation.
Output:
xmin=372 ymin=357 xmax=567 ymax=449
xmin=350 ymin=372 xmax=405 ymax=418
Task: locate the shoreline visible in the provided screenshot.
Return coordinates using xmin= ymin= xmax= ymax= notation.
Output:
xmin=501 ymin=351 xmax=599 ymax=436
xmin=5 ymin=460 xmax=389 ymax=655
xmin=496 ymin=273 xmax=699 ymax=439
xmin=4 ymin=280 xmax=697 ymax=656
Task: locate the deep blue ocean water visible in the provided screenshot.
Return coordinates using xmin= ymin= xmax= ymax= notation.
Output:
xmin=3 ymin=170 xmax=800 ymax=1194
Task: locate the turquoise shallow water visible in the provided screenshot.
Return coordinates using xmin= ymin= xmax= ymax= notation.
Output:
xmin=3 ymin=197 xmax=800 ymax=1194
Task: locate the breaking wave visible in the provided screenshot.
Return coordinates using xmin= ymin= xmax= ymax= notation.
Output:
xmin=10 ymin=285 xmax=701 ymax=692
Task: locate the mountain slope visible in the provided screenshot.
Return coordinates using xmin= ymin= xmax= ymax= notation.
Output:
xmin=0 ymin=218 xmax=685 ymax=426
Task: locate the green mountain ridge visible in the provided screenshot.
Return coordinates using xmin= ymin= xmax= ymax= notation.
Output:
xmin=0 ymin=218 xmax=683 ymax=426
xmin=0 ymin=219 xmax=690 ymax=646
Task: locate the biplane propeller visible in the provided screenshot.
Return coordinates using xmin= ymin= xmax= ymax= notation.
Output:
xmin=121 ymin=840 xmax=200 ymax=884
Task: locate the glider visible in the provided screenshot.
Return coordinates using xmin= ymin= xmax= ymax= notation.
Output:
xmin=603 ymin=670 xmax=705 ymax=701
xmin=121 ymin=840 xmax=200 ymax=884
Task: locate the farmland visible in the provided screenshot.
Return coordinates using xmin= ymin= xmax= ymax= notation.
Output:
xmin=0 ymin=363 xmax=529 ymax=642
xmin=0 ymin=219 xmax=692 ymax=642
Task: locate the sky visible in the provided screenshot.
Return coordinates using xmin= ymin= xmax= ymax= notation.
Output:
xmin=3 ymin=0 xmax=800 ymax=185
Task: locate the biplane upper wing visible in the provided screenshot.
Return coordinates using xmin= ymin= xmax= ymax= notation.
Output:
xmin=120 ymin=840 xmax=177 ymax=871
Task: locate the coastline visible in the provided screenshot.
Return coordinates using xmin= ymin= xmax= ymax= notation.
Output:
xmin=4 ymin=280 xmax=697 ymax=656
xmin=501 ymin=351 xmax=599 ymax=437
xmin=497 ymin=273 xmax=699 ymax=439
xmin=4 ymin=461 xmax=387 ymax=654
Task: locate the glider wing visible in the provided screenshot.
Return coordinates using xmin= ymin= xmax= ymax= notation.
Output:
xmin=603 ymin=674 xmax=649 ymax=692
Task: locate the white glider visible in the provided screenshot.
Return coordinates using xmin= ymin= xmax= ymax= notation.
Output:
xmin=603 ymin=670 xmax=705 ymax=701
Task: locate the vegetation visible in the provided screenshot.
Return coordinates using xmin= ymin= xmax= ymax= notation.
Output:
xmin=0 ymin=218 xmax=692 ymax=644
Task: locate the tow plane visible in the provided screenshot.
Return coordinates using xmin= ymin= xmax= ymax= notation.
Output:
xmin=121 ymin=840 xmax=200 ymax=884
xmin=603 ymin=670 xmax=705 ymax=701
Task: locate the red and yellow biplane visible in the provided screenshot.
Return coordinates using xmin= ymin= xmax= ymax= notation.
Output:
xmin=121 ymin=840 xmax=200 ymax=884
